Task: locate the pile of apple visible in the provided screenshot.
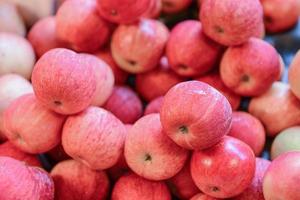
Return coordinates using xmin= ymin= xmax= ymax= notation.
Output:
xmin=0 ymin=0 xmax=300 ymax=199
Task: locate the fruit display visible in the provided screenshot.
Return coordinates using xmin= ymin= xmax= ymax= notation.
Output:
xmin=0 ymin=0 xmax=300 ymax=199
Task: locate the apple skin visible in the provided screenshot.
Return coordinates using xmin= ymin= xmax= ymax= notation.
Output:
xmin=47 ymin=143 xmax=70 ymax=163
xmin=0 ymin=156 xmax=54 ymax=200
xmin=260 ymin=0 xmax=300 ymax=33
xmin=0 ymin=2 xmax=26 ymax=36
xmin=167 ymin=160 xmax=200 ymax=199
xmin=103 ymin=86 xmax=143 ymax=124
xmin=3 ymin=94 xmax=66 ymax=154
xmin=190 ymin=193 xmax=218 ymax=200
xmin=0 ymin=32 xmax=36 ymax=79
xmin=161 ymin=0 xmax=192 ymax=14
xmin=111 ymin=172 xmax=172 ymax=200
xmin=136 ymin=57 xmax=183 ymax=101
xmin=96 ymin=0 xmax=151 ymax=24
xmin=228 ymin=111 xmax=266 ymax=156
xmin=51 ymin=159 xmax=110 ymax=200
xmin=125 ymin=114 xmax=189 ymax=181
xmin=94 ymin=49 xmax=129 ymax=85
xmin=0 ymin=141 xmax=41 ymax=167
xmin=62 ymin=106 xmax=126 ymax=170
xmin=289 ymin=50 xmax=300 ymax=99
xmin=160 ymin=81 xmax=232 ymax=150
xmin=220 ymin=38 xmax=280 ymax=97
xmin=200 ymin=0 xmax=263 ymax=46
xmin=56 ymin=0 xmax=111 ymax=52
xmin=196 ymin=73 xmax=241 ymax=110
xmin=263 ymin=152 xmax=300 ymax=200
xmin=191 ymin=136 xmax=256 ymax=198
xmin=143 ymin=0 xmax=162 ymax=18
xmin=31 ymin=48 xmax=97 ymax=115
xmin=144 ymin=96 xmax=164 ymax=115
xmin=232 ymin=158 xmax=271 ymax=200
xmin=111 ymin=19 xmax=169 ymax=74
xmin=0 ymin=74 xmax=33 ymax=140
xmin=28 ymin=16 xmax=68 ymax=58
xmin=271 ymin=126 xmax=300 ymax=160
xmin=249 ymin=82 xmax=300 ymax=137
xmin=166 ymin=20 xmax=223 ymax=77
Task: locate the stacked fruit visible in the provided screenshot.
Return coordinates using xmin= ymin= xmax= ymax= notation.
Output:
xmin=0 ymin=0 xmax=300 ymax=199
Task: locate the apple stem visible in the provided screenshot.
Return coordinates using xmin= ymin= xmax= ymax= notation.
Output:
xmin=144 ymin=153 xmax=152 ymax=162
xmin=179 ymin=125 xmax=188 ymax=134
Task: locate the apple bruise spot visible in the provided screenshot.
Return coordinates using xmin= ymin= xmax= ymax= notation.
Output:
xmin=144 ymin=153 xmax=152 ymax=162
xmin=177 ymin=64 xmax=189 ymax=71
xmin=179 ymin=125 xmax=188 ymax=134
xmin=214 ymin=25 xmax=224 ymax=34
xmin=126 ymin=59 xmax=137 ymax=67
xmin=110 ymin=9 xmax=118 ymax=16
xmin=54 ymin=100 xmax=62 ymax=106
xmin=241 ymin=74 xmax=250 ymax=83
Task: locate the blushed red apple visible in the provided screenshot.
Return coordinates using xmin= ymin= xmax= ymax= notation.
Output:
xmin=144 ymin=96 xmax=164 ymax=115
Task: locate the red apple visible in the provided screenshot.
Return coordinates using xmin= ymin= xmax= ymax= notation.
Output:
xmin=167 ymin=160 xmax=200 ymax=199
xmin=232 ymin=158 xmax=271 ymax=200
xmin=111 ymin=173 xmax=172 ymax=200
xmin=228 ymin=111 xmax=266 ymax=156
xmin=136 ymin=57 xmax=183 ymax=101
xmin=263 ymin=151 xmax=300 ymax=200
xmin=62 ymin=106 xmax=126 ymax=170
xmin=144 ymin=96 xmax=164 ymax=115
xmin=125 ymin=114 xmax=189 ymax=180
xmin=289 ymin=50 xmax=300 ymax=99
xmin=3 ymin=94 xmax=66 ymax=154
xmin=160 ymin=81 xmax=232 ymax=150
xmin=0 ymin=156 xmax=54 ymax=200
xmin=191 ymin=136 xmax=256 ymax=198
xmin=0 ymin=141 xmax=41 ymax=167
xmin=190 ymin=193 xmax=218 ymax=200
xmin=111 ymin=19 xmax=169 ymax=73
xmin=96 ymin=0 xmax=151 ymax=24
xmin=260 ymin=0 xmax=300 ymax=33
xmin=166 ymin=20 xmax=223 ymax=77
xmin=196 ymin=73 xmax=241 ymax=110
xmin=51 ymin=159 xmax=110 ymax=200
xmin=103 ymin=86 xmax=143 ymax=124
xmin=0 ymin=32 xmax=35 ymax=79
xmin=56 ymin=0 xmax=111 ymax=52
xmin=28 ymin=16 xmax=68 ymax=58
xmin=220 ymin=38 xmax=280 ymax=96
xmin=143 ymin=0 xmax=162 ymax=18
xmin=31 ymin=48 xmax=97 ymax=115
xmin=200 ymin=0 xmax=263 ymax=46
xmin=46 ymin=143 xmax=70 ymax=163
xmin=161 ymin=0 xmax=192 ymax=14
xmin=94 ymin=49 xmax=129 ymax=85
xmin=249 ymin=82 xmax=300 ymax=137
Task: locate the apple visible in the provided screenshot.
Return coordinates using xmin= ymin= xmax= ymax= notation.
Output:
xmin=160 ymin=81 xmax=232 ymax=150
xmin=136 ymin=57 xmax=183 ymax=101
xmin=220 ymin=38 xmax=281 ymax=96
xmin=0 ymin=141 xmax=41 ymax=167
xmin=260 ymin=0 xmax=300 ymax=33
xmin=56 ymin=0 xmax=111 ymax=53
xmin=125 ymin=114 xmax=189 ymax=180
xmin=191 ymin=136 xmax=256 ymax=198
xmin=232 ymin=158 xmax=271 ymax=200
xmin=47 ymin=143 xmax=70 ymax=163
xmin=28 ymin=16 xmax=68 ymax=58
xmin=263 ymin=151 xmax=300 ymax=200
xmin=289 ymin=50 xmax=300 ymax=99
xmin=143 ymin=0 xmax=162 ymax=18
xmin=167 ymin=160 xmax=200 ymax=199
xmin=0 ymin=156 xmax=54 ymax=200
xmin=111 ymin=19 xmax=169 ymax=73
xmin=248 ymin=82 xmax=300 ymax=137
xmin=0 ymin=2 xmax=26 ymax=36
xmin=31 ymin=48 xmax=97 ymax=115
xmin=3 ymin=94 xmax=66 ymax=154
xmin=271 ymin=126 xmax=300 ymax=160
xmin=111 ymin=173 xmax=172 ymax=200
xmin=96 ymin=0 xmax=151 ymax=24
xmin=103 ymin=86 xmax=143 ymax=124
xmin=228 ymin=111 xmax=266 ymax=156
xmin=200 ymin=0 xmax=263 ymax=46
xmin=161 ymin=0 xmax=192 ymax=14
xmin=51 ymin=159 xmax=110 ymax=200
xmin=94 ymin=49 xmax=129 ymax=85
xmin=196 ymin=73 xmax=241 ymax=110
xmin=144 ymin=96 xmax=164 ymax=115
xmin=0 ymin=74 xmax=33 ymax=140
xmin=0 ymin=32 xmax=36 ymax=79
xmin=62 ymin=106 xmax=126 ymax=170
xmin=190 ymin=193 xmax=218 ymax=200
xmin=166 ymin=20 xmax=223 ymax=77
